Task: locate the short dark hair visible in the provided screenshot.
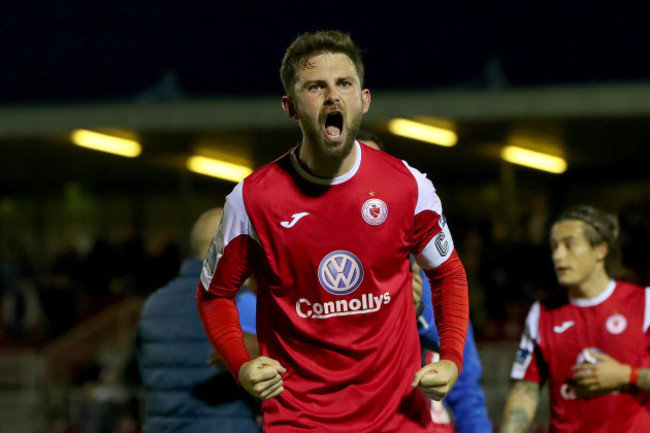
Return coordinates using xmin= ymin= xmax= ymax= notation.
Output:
xmin=280 ymin=30 xmax=365 ymax=97
xmin=554 ymin=205 xmax=622 ymax=277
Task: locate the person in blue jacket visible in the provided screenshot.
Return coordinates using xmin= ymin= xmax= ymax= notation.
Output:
xmin=136 ymin=207 xmax=261 ymax=433
xmin=414 ymin=263 xmax=493 ymax=433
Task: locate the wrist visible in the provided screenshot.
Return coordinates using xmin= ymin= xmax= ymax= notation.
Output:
xmin=629 ymin=365 xmax=640 ymax=385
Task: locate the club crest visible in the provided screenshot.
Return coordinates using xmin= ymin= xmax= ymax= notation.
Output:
xmin=361 ymin=198 xmax=388 ymax=226
xmin=605 ymin=313 xmax=627 ymax=334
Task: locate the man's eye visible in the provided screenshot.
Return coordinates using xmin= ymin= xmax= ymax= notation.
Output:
xmin=309 ymin=84 xmax=322 ymax=91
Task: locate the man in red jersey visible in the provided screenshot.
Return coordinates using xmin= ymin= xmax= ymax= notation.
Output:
xmin=500 ymin=205 xmax=650 ymax=433
xmin=197 ymin=30 xmax=469 ymax=432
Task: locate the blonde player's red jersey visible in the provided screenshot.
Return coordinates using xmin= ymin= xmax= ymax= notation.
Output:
xmin=200 ymin=141 xmax=459 ymax=432
xmin=511 ymin=280 xmax=650 ymax=433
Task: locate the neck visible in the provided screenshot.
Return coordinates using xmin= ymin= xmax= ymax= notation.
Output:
xmin=298 ymin=140 xmax=358 ymax=178
xmin=568 ymin=268 xmax=611 ymax=299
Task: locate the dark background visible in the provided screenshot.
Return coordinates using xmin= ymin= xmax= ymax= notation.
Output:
xmin=2 ymin=2 xmax=650 ymax=104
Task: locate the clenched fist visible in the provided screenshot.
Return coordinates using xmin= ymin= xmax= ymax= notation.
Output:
xmin=411 ymin=359 xmax=459 ymax=401
xmin=239 ymin=356 xmax=287 ymax=400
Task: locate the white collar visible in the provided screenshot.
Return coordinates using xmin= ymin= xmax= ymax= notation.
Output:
xmin=570 ymin=279 xmax=616 ymax=307
xmin=290 ymin=141 xmax=361 ymax=185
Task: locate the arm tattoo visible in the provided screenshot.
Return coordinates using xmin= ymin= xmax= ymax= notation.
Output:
xmin=499 ymin=380 xmax=540 ymax=433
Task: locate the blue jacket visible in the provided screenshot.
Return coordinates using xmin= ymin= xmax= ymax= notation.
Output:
xmin=136 ymin=259 xmax=260 ymax=433
xmin=418 ymin=270 xmax=493 ymax=433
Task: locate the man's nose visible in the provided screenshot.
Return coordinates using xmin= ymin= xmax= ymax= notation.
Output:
xmin=325 ymin=85 xmax=340 ymax=104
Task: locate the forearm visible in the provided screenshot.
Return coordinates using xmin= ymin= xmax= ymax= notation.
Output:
xmin=197 ymin=286 xmax=251 ymax=378
xmin=500 ymin=380 xmax=540 ymax=433
xmin=613 ymin=364 xmax=650 ymax=391
xmin=425 ymin=250 xmax=469 ymax=372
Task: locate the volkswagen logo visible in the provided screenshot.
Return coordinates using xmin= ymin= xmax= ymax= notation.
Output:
xmin=318 ymin=250 xmax=364 ymax=295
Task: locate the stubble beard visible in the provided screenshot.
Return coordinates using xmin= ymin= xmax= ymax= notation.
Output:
xmin=302 ymin=111 xmax=363 ymax=163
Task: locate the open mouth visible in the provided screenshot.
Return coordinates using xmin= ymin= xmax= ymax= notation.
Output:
xmin=324 ymin=112 xmax=343 ymax=140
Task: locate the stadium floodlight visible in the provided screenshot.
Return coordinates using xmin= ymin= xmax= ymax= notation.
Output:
xmin=501 ymin=145 xmax=567 ymax=174
xmin=186 ymin=155 xmax=253 ymax=183
xmin=388 ymin=118 xmax=457 ymax=147
xmin=71 ymin=129 xmax=142 ymax=158
xmin=70 ymin=129 xmax=142 ymax=158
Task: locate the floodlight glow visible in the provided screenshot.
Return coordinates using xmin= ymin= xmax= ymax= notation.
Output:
xmin=388 ymin=118 xmax=457 ymax=147
xmin=187 ymin=155 xmax=253 ymax=183
xmin=501 ymin=146 xmax=567 ymax=174
xmin=71 ymin=129 xmax=141 ymax=158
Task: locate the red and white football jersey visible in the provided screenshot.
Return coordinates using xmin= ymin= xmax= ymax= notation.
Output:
xmin=200 ymin=142 xmax=460 ymax=432
xmin=511 ymin=280 xmax=650 ymax=433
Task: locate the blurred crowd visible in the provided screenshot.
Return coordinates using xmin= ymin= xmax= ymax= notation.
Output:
xmin=0 ymin=226 xmax=181 ymax=348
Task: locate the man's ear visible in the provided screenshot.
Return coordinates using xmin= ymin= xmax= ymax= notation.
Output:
xmin=281 ymin=96 xmax=298 ymax=120
xmin=595 ymin=242 xmax=608 ymax=262
xmin=361 ymin=89 xmax=371 ymax=114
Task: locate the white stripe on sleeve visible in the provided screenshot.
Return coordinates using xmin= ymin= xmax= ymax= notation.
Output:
xmin=401 ymin=160 xmax=442 ymax=217
xmin=403 ymin=160 xmax=455 ymax=269
xmin=643 ymin=286 xmax=650 ymax=332
xmin=511 ymin=302 xmax=541 ymax=380
xmin=199 ymin=181 xmax=259 ymax=290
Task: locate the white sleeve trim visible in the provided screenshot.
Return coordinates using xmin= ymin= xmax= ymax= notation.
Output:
xmin=401 ymin=160 xmax=441 ymax=217
xmin=643 ymin=286 xmax=650 ymax=332
xmin=199 ymin=181 xmax=259 ymax=290
xmin=511 ymin=302 xmax=541 ymax=380
xmin=404 ymin=160 xmax=455 ymax=269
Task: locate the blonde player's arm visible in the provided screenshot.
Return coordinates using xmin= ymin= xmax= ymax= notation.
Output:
xmin=499 ymin=379 xmax=540 ymax=433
